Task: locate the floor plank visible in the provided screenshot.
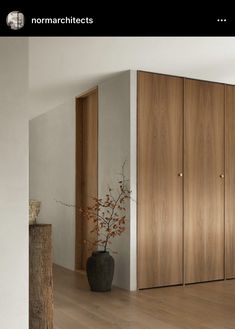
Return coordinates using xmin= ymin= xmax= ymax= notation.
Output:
xmin=53 ymin=265 xmax=235 ymax=329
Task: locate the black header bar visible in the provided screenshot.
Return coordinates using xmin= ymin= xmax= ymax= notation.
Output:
xmin=0 ymin=6 xmax=234 ymax=36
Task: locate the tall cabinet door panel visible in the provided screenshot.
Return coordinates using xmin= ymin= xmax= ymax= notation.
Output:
xmin=137 ymin=72 xmax=183 ymax=288
xmin=184 ymin=79 xmax=224 ymax=284
xmin=225 ymin=85 xmax=235 ymax=279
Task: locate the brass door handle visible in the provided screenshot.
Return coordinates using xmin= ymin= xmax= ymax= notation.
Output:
xmin=178 ymin=173 xmax=183 ymax=177
xmin=220 ymin=174 xmax=225 ymax=178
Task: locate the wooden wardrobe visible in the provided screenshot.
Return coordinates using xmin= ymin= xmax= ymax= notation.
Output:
xmin=137 ymin=71 xmax=235 ymax=289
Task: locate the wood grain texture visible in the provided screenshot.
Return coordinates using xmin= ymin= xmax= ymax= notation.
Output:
xmin=82 ymin=91 xmax=98 ymax=269
xmin=184 ymin=79 xmax=225 ymax=284
xmin=54 ymin=264 xmax=235 ymax=329
xmin=225 ymin=85 xmax=235 ymax=279
xmin=137 ymin=71 xmax=183 ymax=288
xmin=75 ymin=100 xmax=84 ymax=270
xmin=29 ymin=225 xmax=53 ymax=329
xmin=76 ymin=89 xmax=98 ymax=270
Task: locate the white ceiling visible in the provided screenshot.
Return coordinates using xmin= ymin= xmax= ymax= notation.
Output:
xmin=29 ymin=37 xmax=235 ymax=118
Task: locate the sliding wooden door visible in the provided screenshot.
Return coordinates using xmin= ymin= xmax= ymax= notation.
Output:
xmin=184 ymin=79 xmax=224 ymax=283
xmin=225 ymin=85 xmax=235 ymax=279
xmin=76 ymin=88 xmax=98 ymax=270
xmin=138 ymin=72 xmax=183 ymax=288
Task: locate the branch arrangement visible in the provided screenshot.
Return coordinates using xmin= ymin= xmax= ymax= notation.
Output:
xmin=81 ymin=163 xmax=131 ymax=252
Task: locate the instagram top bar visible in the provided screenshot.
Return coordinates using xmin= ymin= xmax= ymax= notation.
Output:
xmin=0 ymin=8 xmax=233 ymax=36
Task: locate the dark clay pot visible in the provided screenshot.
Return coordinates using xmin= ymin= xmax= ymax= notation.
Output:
xmin=86 ymin=251 xmax=114 ymax=292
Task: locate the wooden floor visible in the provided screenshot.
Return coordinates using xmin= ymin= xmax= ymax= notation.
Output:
xmin=54 ymin=264 xmax=235 ymax=329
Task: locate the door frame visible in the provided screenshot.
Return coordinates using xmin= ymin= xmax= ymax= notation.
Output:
xmin=75 ymin=87 xmax=98 ymax=270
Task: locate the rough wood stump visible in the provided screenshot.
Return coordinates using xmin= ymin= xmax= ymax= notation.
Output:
xmin=29 ymin=224 xmax=53 ymax=329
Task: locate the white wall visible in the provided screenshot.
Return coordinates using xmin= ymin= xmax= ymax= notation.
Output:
xmin=0 ymin=38 xmax=29 ymax=329
xmin=29 ymin=100 xmax=76 ymax=270
xmin=29 ymin=37 xmax=235 ymax=119
xmin=29 ymin=71 xmax=137 ymax=290
xmin=98 ymin=71 xmax=136 ymax=290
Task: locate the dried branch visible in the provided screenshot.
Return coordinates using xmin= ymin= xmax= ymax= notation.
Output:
xmin=83 ymin=162 xmax=131 ymax=252
xmin=55 ymin=162 xmax=131 ymax=253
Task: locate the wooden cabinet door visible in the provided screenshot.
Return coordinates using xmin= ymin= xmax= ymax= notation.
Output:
xmin=137 ymin=72 xmax=183 ymax=288
xmin=184 ymin=79 xmax=224 ymax=283
xmin=225 ymin=85 xmax=235 ymax=279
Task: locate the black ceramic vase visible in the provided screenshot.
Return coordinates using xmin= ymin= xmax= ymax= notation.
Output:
xmin=86 ymin=251 xmax=114 ymax=292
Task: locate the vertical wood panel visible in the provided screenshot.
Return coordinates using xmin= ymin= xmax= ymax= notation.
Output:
xmin=184 ymin=79 xmax=224 ymax=283
xmin=75 ymin=100 xmax=83 ymax=270
xmin=76 ymin=89 xmax=98 ymax=270
xmin=137 ymin=72 xmax=183 ymax=288
xmin=225 ymin=85 xmax=235 ymax=279
xmin=82 ymin=92 xmax=98 ymax=270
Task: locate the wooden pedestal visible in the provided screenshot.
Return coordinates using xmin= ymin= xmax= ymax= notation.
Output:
xmin=29 ymin=224 xmax=53 ymax=329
